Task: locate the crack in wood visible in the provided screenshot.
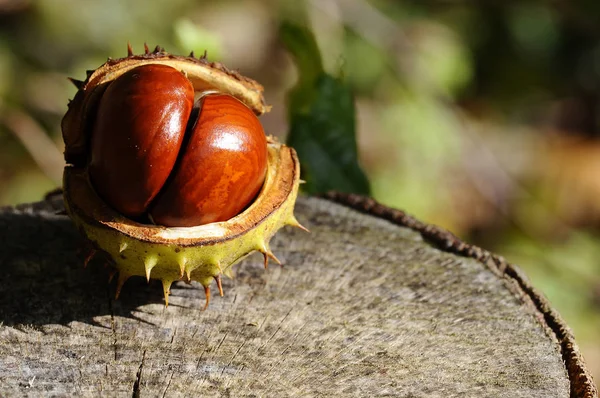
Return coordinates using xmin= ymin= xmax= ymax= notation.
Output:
xmin=170 ymin=327 xmax=177 ymax=344
xmin=215 ymin=331 xmax=229 ymax=353
xmin=220 ymin=339 xmax=247 ymax=377
xmin=107 ymin=288 xmax=118 ymax=361
xmin=255 ymin=319 xmax=309 ymax=387
xmin=257 ymin=306 xmax=293 ymax=354
xmin=195 ymin=328 xmax=213 ymax=372
xmin=161 ymin=370 xmax=174 ymax=398
xmin=196 ymin=331 xmax=229 ymax=389
xmin=131 ymin=350 xmax=146 ymax=398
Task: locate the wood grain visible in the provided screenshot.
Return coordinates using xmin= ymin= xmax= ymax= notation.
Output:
xmin=0 ymin=194 xmax=595 ymax=397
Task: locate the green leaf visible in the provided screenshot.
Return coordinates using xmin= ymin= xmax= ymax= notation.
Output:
xmin=280 ymin=22 xmax=323 ymax=112
xmin=282 ymin=23 xmax=371 ymax=195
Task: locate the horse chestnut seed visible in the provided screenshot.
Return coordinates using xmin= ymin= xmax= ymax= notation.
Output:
xmin=150 ymin=94 xmax=268 ymax=227
xmin=88 ymin=64 xmax=267 ymax=227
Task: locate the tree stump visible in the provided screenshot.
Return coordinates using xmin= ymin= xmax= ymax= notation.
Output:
xmin=0 ymin=192 xmax=596 ymax=397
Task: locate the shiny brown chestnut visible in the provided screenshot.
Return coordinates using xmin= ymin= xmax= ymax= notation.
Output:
xmin=151 ymin=94 xmax=267 ymax=227
xmin=87 ymin=64 xmax=268 ymax=227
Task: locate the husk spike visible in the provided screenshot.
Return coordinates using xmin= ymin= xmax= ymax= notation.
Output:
xmin=68 ymin=78 xmax=84 ymax=89
xmin=214 ymin=274 xmax=224 ymax=297
xmin=162 ymin=279 xmax=172 ymax=307
xmin=115 ymin=272 xmax=131 ymax=299
xmin=144 ymin=256 xmax=158 ymax=282
xmin=286 ymin=215 xmax=309 ymax=233
xmin=108 ymin=268 xmax=117 ymax=283
xmin=223 ymin=267 xmax=234 ymax=279
xmin=203 ymin=285 xmax=211 ymax=311
xmin=258 ymin=241 xmax=281 ymax=268
xmin=83 ymin=248 xmax=97 ymax=268
xmin=178 ymin=257 xmax=188 ymax=279
xmin=267 ymin=250 xmax=281 ymax=266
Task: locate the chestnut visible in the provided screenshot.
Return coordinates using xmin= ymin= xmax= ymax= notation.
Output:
xmin=61 ymin=45 xmax=304 ymax=308
xmin=151 ymin=94 xmax=268 ymax=227
xmin=89 ymin=64 xmax=194 ymax=218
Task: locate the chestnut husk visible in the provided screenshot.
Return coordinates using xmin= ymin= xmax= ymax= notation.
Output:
xmin=61 ymin=44 xmax=304 ymax=308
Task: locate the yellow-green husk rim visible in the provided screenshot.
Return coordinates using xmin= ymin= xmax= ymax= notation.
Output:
xmin=64 ymin=141 xmax=302 ymax=307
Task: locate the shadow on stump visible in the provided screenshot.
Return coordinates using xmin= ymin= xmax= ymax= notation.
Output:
xmin=0 ymin=206 xmax=167 ymax=328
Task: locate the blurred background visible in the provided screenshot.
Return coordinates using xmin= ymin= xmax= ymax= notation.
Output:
xmin=1 ymin=0 xmax=599 ymax=381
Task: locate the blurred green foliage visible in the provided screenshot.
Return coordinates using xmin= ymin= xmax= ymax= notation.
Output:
xmin=282 ymin=22 xmax=370 ymax=195
xmin=1 ymin=0 xmax=600 ymax=379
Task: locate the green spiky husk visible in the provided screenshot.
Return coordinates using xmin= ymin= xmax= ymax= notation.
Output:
xmin=63 ymin=141 xmax=301 ymax=305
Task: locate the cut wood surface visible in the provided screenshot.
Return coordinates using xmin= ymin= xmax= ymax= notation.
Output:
xmin=0 ymin=193 xmax=596 ymax=397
